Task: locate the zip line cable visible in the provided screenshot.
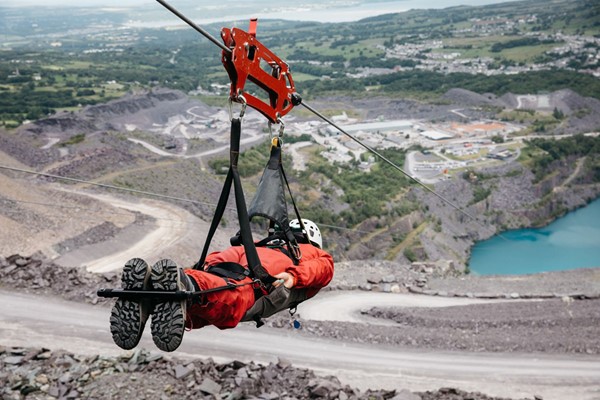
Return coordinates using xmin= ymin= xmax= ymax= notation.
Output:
xmin=0 ymin=164 xmax=221 ymax=209
xmin=1 ymin=196 xmax=369 ymax=234
xmin=0 ymin=196 xmax=209 ymax=230
xmin=3 ymin=0 xmax=500 ymax=241
xmin=302 ymin=103 xmax=504 ymax=239
xmin=300 ymin=103 xmax=482 ymax=224
xmin=0 ymin=200 xmax=189 ymax=232
xmin=151 ymin=0 xmax=495 ymax=235
xmin=155 ymin=0 xmax=231 ymax=53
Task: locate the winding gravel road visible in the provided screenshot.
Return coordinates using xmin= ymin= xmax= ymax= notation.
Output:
xmin=127 ymin=135 xmax=264 ymax=159
xmin=54 ymin=191 xmax=231 ymax=273
xmin=1 ymin=290 xmax=599 ymax=400
xmin=299 ymin=291 xmax=512 ymax=323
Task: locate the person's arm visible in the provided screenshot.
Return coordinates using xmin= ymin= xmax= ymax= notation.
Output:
xmin=285 ymin=246 xmax=334 ymax=289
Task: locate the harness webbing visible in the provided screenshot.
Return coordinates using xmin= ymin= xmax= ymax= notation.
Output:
xmin=206 ymin=262 xmax=250 ymax=281
xmin=247 ymin=138 xmax=306 ymax=263
xmin=195 ymin=118 xmax=276 ymax=286
xmin=279 ymin=150 xmax=310 ymax=246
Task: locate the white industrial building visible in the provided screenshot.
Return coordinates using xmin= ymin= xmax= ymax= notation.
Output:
xmin=419 ymin=130 xmax=454 ymax=140
xmin=325 ymin=120 xmax=414 ymax=136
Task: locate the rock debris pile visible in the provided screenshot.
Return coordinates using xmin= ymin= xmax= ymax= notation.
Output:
xmin=330 ymin=260 xmax=461 ymax=294
xmin=0 ymin=254 xmax=118 ymax=304
xmin=0 ymin=346 xmax=529 ymax=400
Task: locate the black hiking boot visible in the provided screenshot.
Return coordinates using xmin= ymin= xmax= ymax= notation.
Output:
xmin=150 ymin=259 xmax=195 ymax=352
xmin=110 ymin=258 xmax=152 ymax=350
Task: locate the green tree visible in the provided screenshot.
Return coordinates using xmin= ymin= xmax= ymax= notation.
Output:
xmin=553 ymin=107 xmax=565 ymax=120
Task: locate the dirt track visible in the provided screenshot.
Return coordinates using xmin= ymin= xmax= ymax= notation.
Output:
xmin=1 ymin=289 xmax=599 ymax=400
xmin=54 ymin=191 xmax=231 ymax=272
xmin=292 ymin=292 xmax=600 ymax=355
xmin=299 ymin=291 xmax=510 ymax=323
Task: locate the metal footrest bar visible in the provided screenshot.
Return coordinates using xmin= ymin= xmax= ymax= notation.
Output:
xmin=97 ymin=289 xmax=198 ymax=301
xmin=97 ymin=279 xmax=258 ymax=302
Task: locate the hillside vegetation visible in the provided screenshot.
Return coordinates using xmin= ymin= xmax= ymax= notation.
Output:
xmin=1 ymin=0 xmax=599 ymax=126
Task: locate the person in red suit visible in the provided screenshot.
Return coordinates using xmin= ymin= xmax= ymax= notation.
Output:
xmin=110 ymin=219 xmax=334 ymax=352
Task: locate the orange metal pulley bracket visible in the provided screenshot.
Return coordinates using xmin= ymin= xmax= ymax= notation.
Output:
xmin=221 ymin=19 xmax=301 ymax=123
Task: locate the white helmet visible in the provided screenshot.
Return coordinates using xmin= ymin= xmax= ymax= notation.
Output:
xmin=289 ymin=219 xmax=322 ymax=249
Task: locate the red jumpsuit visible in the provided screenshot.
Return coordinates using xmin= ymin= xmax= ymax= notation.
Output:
xmin=184 ymin=243 xmax=334 ymax=330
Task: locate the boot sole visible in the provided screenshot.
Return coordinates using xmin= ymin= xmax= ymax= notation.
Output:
xmin=110 ymin=258 xmax=149 ymax=350
xmin=150 ymin=259 xmax=185 ymax=352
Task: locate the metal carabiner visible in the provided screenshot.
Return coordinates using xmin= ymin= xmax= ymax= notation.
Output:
xmin=289 ymin=242 xmax=302 ymax=262
xmin=268 ymin=118 xmax=285 ymax=139
xmin=276 ymin=117 xmax=285 ymax=137
xmin=268 ymin=121 xmax=274 ymax=139
xmin=228 ymin=95 xmax=247 ymax=121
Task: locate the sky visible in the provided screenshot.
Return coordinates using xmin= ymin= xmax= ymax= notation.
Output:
xmin=2 ymin=0 xmax=517 ymax=25
xmin=3 ymin=0 xmax=511 ymax=8
xmin=4 ymin=0 xmax=145 ymax=5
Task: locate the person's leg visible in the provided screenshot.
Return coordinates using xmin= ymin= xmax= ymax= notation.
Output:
xmin=185 ymin=269 xmax=256 ymax=330
xmin=241 ymin=286 xmax=309 ymax=323
xmin=109 ymin=258 xmax=152 ymax=350
xmin=149 ymin=259 xmax=195 ymax=352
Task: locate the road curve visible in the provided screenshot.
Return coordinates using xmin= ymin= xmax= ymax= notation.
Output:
xmin=127 ymin=136 xmax=264 ymax=159
xmin=0 ymin=290 xmax=598 ymax=400
xmin=55 ymin=191 xmax=229 ymax=273
xmin=299 ymin=291 xmax=513 ymax=323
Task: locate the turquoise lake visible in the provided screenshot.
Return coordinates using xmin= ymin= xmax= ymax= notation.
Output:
xmin=469 ymin=199 xmax=600 ymax=275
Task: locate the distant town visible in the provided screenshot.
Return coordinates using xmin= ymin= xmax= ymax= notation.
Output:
xmin=348 ymin=16 xmax=598 ymax=79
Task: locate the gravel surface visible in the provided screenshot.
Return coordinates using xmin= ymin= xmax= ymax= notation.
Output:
xmin=2 ymin=254 xmax=599 ymax=356
xmin=0 ymin=254 xmax=118 ymax=305
xmin=2 ymin=87 xmax=599 ymax=399
xmin=425 ymin=268 xmax=600 ymax=299
xmin=263 ymin=296 xmax=600 ymax=355
xmin=364 ymin=298 xmax=600 ymax=354
xmin=52 ymin=213 xmax=154 ymax=256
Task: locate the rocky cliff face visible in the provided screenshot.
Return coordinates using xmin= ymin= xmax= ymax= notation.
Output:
xmin=16 ymin=88 xmax=210 ymax=141
xmin=412 ymin=159 xmax=600 ymax=269
xmin=447 ymin=88 xmax=600 ymax=135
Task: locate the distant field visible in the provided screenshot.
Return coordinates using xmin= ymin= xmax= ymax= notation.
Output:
xmin=500 ymin=43 xmax=562 ymax=63
xmin=279 ymin=38 xmax=385 ymax=61
xmin=437 ymin=35 xmax=563 ymax=62
xmin=289 ymin=71 xmax=320 ymax=82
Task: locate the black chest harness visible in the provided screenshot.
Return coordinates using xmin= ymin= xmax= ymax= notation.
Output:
xmin=194 ymin=117 xmax=309 ymax=291
xmin=97 ymin=117 xmax=310 ymax=321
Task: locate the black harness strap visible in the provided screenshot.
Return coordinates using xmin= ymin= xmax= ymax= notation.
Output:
xmin=280 ymin=154 xmax=310 ymax=246
xmin=195 ymin=118 xmax=276 ymax=286
xmin=195 ymin=166 xmax=233 ymax=269
xmin=206 ymin=262 xmax=249 ymax=281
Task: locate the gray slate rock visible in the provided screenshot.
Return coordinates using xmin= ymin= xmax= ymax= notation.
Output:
xmin=392 ymin=389 xmax=422 ymax=400
xmin=198 ymin=378 xmax=221 ymax=396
